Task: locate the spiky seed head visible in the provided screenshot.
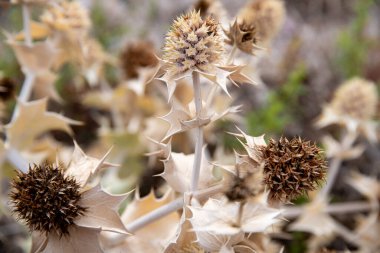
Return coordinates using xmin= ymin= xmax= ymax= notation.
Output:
xmin=331 ymin=77 xmax=378 ymax=121
xmin=260 ymin=137 xmax=327 ymax=202
xmin=120 ymin=41 xmax=159 ymax=79
xmin=163 ymin=10 xmax=224 ymax=76
xmin=224 ymin=20 xmax=259 ymax=55
xmin=41 ymin=1 xmax=91 ymax=32
xmin=9 ymin=164 xmax=86 ymax=236
xmin=238 ymin=0 xmax=285 ymax=46
xmin=0 ymin=77 xmax=15 ymax=101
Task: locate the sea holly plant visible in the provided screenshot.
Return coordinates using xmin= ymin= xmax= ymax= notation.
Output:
xmin=1 ymin=0 xmax=379 ymax=253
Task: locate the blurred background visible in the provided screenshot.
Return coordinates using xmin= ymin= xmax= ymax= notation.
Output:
xmin=0 ymin=0 xmax=380 ymax=252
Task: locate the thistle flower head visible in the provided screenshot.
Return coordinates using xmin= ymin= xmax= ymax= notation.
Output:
xmin=120 ymin=41 xmax=159 ymax=79
xmin=330 ymin=77 xmax=378 ymax=121
xmin=10 ymin=164 xmax=86 ymax=236
xmin=163 ymin=10 xmax=224 ymax=76
xmin=238 ymin=0 xmax=285 ymax=46
xmin=41 ymin=1 xmax=91 ymax=33
xmin=260 ymin=137 xmax=327 ymax=202
xmin=224 ymin=19 xmax=259 ymax=55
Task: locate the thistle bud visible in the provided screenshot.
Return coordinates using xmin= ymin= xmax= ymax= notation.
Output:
xmin=163 ymin=10 xmax=224 ymax=76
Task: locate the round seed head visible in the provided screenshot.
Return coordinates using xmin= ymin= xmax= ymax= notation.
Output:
xmin=163 ymin=10 xmax=224 ymax=75
xmin=260 ymin=137 xmax=327 ymax=202
xmin=9 ymin=164 xmax=86 ymax=236
xmin=331 ymin=77 xmax=378 ymax=121
xmin=120 ymin=41 xmax=159 ymax=79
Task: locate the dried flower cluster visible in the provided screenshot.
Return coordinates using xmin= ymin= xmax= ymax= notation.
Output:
xmin=163 ymin=10 xmax=224 ymax=76
xmin=2 ymin=1 xmax=379 ymax=253
xmin=10 ymin=164 xmax=86 ymax=236
xmin=260 ymin=137 xmax=327 ymax=202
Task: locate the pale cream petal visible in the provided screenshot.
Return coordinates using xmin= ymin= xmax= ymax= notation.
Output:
xmin=65 ymin=142 xmax=118 ymax=186
xmin=31 ymin=231 xmax=47 ymax=253
xmin=42 ymin=226 xmax=103 ymax=253
xmin=76 ymin=184 xmax=129 ymax=234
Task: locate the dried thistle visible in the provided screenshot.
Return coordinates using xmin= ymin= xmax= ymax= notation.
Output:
xmin=224 ymin=19 xmax=260 ymax=55
xmin=163 ymin=10 xmax=224 ymax=76
xmin=330 ymin=77 xmax=378 ymax=121
xmin=260 ymin=137 xmax=327 ymax=202
xmin=120 ymin=41 xmax=159 ymax=79
xmin=8 ymin=148 xmax=128 ymax=253
xmin=238 ymin=0 xmax=285 ymax=46
xmin=10 ymin=164 xmax=86 ymax=236
xmin=41 ymin=1 xmax=91 ymax=33
xmin=0 ymin=77 xmax=15 ymax=101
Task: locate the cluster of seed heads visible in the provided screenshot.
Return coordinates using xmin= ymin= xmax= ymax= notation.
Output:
xmin=10 ymin=164 xmax=86 ymax=236
xmin=163 ymin=10 xmax=224 ymax=75
xmin=260 ymin=137 xmax=327 ymax=202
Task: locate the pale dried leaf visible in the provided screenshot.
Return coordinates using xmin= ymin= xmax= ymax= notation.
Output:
xmin=76 ymin=184 xmax=129 ymax=234
xmin=5 ymin=98 xmax=80 ymax=150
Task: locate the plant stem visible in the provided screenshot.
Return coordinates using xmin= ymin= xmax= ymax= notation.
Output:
xmin=191 ymin=71 xmax=203 ymax=192
xmin=6 ymin=148 xmax=29 ymax=173
xmin=22 ymin=4 xmax=32 ymax=47
xmin=318 ymin=130 xmax=357 ymax=199
xmin=284 ymin=201 xmax=376 ymax=218
xmin=126 ymin=197 xmax=183 ymax=233
xmin=126 ymin=184 xmax=225 ymax=233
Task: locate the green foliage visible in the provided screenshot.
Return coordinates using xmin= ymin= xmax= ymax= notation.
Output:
xmin=336 ymin=0 xmax=374 ymax=78
xmin=246 ymin=65 xmax=306 ymax=137
xmin=287 ymin=232 xmax=308 ymax=253
xmin=90 ymin=0 xmax=129 ymax=49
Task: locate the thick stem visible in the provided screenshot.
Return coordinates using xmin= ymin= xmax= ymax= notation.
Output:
xmin=6 ymin=148 xmax=29 ymax=173
xmin=191 ymin=71 xmax=203 ymax=192
xmin=318 ymin=130 xmax=357 ymax=199
xmin=126 ymin=184 xmax=225 ymax=233
xmin=126 ymin=198 xmax=183 ymax=233
xmin=227 ymin=44 xmax=238 ymax=64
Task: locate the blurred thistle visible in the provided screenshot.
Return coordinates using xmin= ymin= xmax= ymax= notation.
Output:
xmin=193 ymin=0 xmax=227 ymax=22
xmin=120 ymin=41 xmax=159 ymax=79
xmin=259 ymin=137 xmax=327 ymax=202
xmin=0 ymin=77 xmax=15 ymax=101
xmin=163 ymin=10 xmax=224 ymax=76
xmin=330 ymin=77 xmax=377 ymax=122
xmin=224 ymin=19 xmax=260 ymax=55
xmin=225 ymin=154 xmax=264 ymax=202
xmin=10 ymin=164 xmax=86 ymax=236
xmin=316 ymin=77 xmax=378 ymax=141
xmin=237 ymin=0 xmax=285 ymax=47
xmin=41 ymin=1 xmax=91 ymax=34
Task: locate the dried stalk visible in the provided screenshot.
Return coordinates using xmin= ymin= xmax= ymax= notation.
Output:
xmin=191 ymin=71 xmax=204 ymax=192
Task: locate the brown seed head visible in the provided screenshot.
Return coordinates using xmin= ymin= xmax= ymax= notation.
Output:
xmin=163 ymin=10 xmax=224 ymax=76
xmin=331 ymin=77 xmax=378 ymax=121
xmin=9 ymin=164 xmax=86 ymax=236
xmin=260 ymin=137 xmax=327 ymax=202
xmin=224 ymin=19 xmax=259 ymax=55
xmin=238 ymin=0 xmax=285 ymax=46
xmin=120 ymin=41 xmax=159 ymax=79
xmin=0 ymin=77 xmax=15 ymax=101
